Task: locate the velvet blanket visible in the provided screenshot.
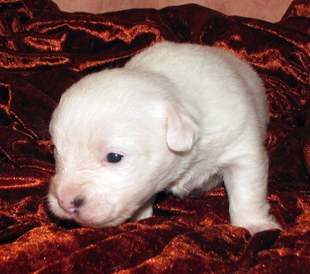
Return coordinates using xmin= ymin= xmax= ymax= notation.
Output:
xmin=1 ymin=0 xmax=310 ymax=273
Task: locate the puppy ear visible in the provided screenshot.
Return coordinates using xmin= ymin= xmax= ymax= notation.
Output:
xmin=166 ymin=103 xmax=199 ymax=152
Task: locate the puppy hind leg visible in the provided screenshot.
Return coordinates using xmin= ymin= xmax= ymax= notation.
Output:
xmin=223 ymin=156 xmax=281 ymax=235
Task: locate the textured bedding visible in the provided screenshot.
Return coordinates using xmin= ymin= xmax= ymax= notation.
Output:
xmin=0 ymin=0 xmax=310 ymax=273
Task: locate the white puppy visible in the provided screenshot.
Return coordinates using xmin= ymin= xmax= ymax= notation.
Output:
xmin=48 ymin=41 xmax=280 ymax=235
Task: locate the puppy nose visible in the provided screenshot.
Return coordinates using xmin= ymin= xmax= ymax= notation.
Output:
xmin=58 ymin=197 xmax=84 ymax=214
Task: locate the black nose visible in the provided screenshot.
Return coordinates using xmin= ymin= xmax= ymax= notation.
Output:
xmin=58 ymin=196 xmax=85 ymax=214
xmin=71 ymin=197 xmax=85 ymax=208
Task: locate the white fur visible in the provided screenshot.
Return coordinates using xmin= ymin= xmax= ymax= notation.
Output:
xmin=48 ymin=41 xmax=281 ymax=235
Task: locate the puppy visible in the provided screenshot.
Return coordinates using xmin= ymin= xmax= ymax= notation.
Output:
xmin=48 ymin=41 xmax=281 ymax=235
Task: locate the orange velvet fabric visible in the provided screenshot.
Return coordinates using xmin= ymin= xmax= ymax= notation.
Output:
xmin=0 ymin=0 xmax=310 ymax=273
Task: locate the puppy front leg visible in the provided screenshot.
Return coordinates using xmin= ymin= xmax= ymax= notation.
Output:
xmin=223 ymin=154 xmax=281 ymax=235
xmin=130 ymin=195 xmax=156 ymax=222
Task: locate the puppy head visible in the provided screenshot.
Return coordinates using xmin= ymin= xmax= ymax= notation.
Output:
xmin=48 ymin=68 xmax=199 ymax=228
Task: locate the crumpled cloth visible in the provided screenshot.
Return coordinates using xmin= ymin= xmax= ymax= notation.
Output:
xmin=0 ymin=0 xmax=310 ymax=273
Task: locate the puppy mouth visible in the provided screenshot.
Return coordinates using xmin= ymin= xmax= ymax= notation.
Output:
xmin=50 ymin=203 xmax=124 ymax=228
xmin=75 ymin=203 xmax=138 ymax=228
xmin=75 ymin=213 xmax=129 ymax=229
xmin=48 ymin=190 xmax=137 ymax=228
xmin=53 ymin=199 xmax=130 ymax=228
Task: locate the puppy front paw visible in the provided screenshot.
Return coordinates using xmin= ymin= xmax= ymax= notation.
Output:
xmin=130 ymin=195 xmax=156 ymax=222
xmin=245 ymin=219 xmax=282 ymax=235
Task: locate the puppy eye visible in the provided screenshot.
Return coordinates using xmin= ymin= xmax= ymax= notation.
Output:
xmin=106 ymin=153 xmax=123 ymax=163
